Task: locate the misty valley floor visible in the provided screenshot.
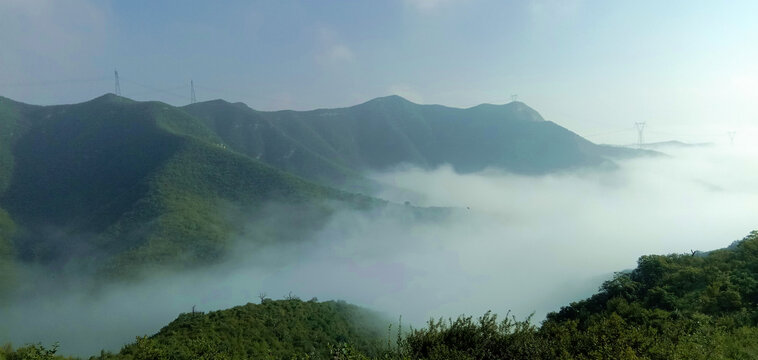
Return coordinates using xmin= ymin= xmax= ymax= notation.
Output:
xmin=2 ymin=144 xmax=758 ymax=359
xmin=4 ymin=229 xmax=758 ymax=359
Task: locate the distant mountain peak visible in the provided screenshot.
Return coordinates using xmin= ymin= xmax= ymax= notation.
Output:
xmin=187 ymin=98 xmax=231 ymax=108
xmin=362 ymin=94 xmax=415 ymax=106
xmin=88 ymin=93 xmax=135 ymax=104
xmin=185 ymin=98 xmax=252 ymax=112
xmin=506 ymin=101 xmax=545 ymax=122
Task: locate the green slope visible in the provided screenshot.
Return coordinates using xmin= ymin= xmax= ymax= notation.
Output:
xmin=100 ymin=138 xmax=365 ymax=276
xmin=183 ymin=95 xmax=649 ymax=190
xmin=2 ymin=95 xmax=181 ymax=234
xmin=182 ymin=99 xmax=368 ymax=191
xmin=106 ymin=299 xmax=389 ymax=360
xmin=0 ymin=94 xmax=377 ymax=278
xmin=548 ymin=231 xmax=758 ymax=324
xmin=396 ymin=230 xmax=758 ymax=360
xmin=89 ymin=230 xmax=758 ymax=360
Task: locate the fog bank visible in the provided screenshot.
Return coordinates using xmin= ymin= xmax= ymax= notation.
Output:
xmin=2 ymin=143 xmax=757 ymax=357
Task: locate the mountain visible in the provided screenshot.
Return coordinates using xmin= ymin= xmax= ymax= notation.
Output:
xmin=641 ymin=140 xmax=713 ymax=149
xmin=183 ymin=95 xmax=650 ymax=189
xmin=0 ymin=94 xmax=377 ymax=279
xmin=0 ymin=93 xmax=649 ymax=282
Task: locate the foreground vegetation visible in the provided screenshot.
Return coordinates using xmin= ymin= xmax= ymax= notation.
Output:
xmin=3 ymin=230 xmax=757 ymax=359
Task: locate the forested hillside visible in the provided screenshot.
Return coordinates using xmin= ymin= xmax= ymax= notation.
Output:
xmin=0 ymin=94 xmax=379 ymax=280
xmin=0 ymin=93 xmax=650 ymax=283
xmin=397 ymin=230 xmax=758 ymax=359
xmin=184 ymin=95 xmax=648 ymax=189
xmin=0 ymin=98 xmax=19 ymax=292
xmin=110 ymin=299 xmax=387 ymax=360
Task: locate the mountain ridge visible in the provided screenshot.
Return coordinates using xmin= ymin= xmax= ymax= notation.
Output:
xmin=182 ymin=94 xmax=649 ymax=189
xmin=0 ymin=93 xmax=652 ymax=281
xmin=0 ymin=94 xmax=379 ymax=279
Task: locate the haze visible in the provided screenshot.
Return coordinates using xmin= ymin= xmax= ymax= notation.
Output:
xmin=3 ymin=143 xmax=757 ymax=356
xmin=2 ymin=1 xmax=758 ymax=357
xmin=1 ymin=0 xmax=757 ymax=145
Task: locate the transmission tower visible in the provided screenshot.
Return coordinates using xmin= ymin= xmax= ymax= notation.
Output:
xmin=728 ymin=131 xmax=736 ymax=146
xmin=510 ymin=94 xmax=518 ymax=102
xmin=114 ymin=69 xmax=121 ymax=96
xmin=190 ymin=80 xmax=196 ymax=104
xmin=634 ymin=122 xmax=646 ymax=148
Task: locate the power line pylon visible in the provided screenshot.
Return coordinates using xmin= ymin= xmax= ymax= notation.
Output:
xmin=634 ymin=122 xmax=646 ymax=148
xmin=510 ymin=94 xmax=518 ymax=102
xmin=114 ymin=69 xmax=121 ymax=96
xmin=190 ymin=80 xmax=196 ymax=104
xmin=728 ymin=131 xmax=736 ymax=146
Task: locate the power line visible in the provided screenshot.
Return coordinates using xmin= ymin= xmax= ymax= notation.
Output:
xmin=193 ymin=83 xmax=286 ymax=106
xmin=584 ymin=128 xmax=634 ymax=138
xmin=646 ymin=130 xmax=677 ymax=136
xmin=4 ymin=72 xmax=741 ymax=147
xmin=193 ymin=83 xmax=237 ymax=100
xmin=120 ymin=77 xmax=190 ymax=101
xmin=127 ymin=84 xmax=189 ymax=99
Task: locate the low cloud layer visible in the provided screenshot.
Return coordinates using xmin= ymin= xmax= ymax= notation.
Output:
xmin=2 ymin=143 xmax=757 ymax=357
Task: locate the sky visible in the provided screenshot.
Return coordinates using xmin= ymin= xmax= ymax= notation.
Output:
xmin=1 ymin=0 xmax=757 ymax=144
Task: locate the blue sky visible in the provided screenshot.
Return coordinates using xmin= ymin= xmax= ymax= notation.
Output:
xmin=1 ymin=0 xmax=756 ymax=144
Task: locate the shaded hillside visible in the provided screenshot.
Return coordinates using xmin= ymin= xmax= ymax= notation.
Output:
xmin=0 ymin=94 xmax=378 ymax=278
xmin=184 ymin=96 xmax=650 ymax=189
xmin=180 ymin=99 xmax=368 ymax=191
xmin=0 ymin=208 xmax=14 ymax=291
xmin=0 ymin=98 xmax=21 ymax=291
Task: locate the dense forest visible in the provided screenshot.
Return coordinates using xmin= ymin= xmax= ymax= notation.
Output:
xmin=3 ymin=230 xmax=757 ymax=359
